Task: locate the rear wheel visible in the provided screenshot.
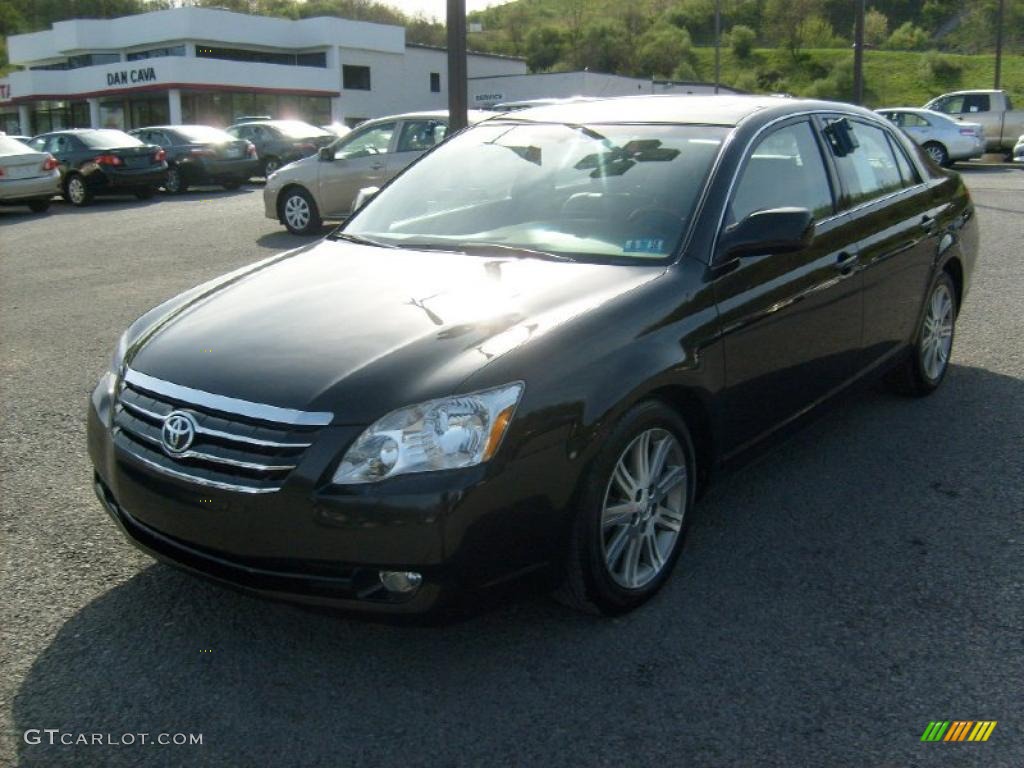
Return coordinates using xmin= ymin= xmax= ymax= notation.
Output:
xmin=262 ymin=156 xmax=282 ymax=177
xmin=164 ymin=165 xmax=187 ymax=194
xmin=887 ymin=271 xmax=957 ymax=397
xmin=65 ymin=174 xmax=91 ymax=206
xmin=279 ymin=187 xmax=321 ymax=235
xmin=555 ymin=400 xmax=696 ymax=615
xmin=923 ymin=141 xmax=949 ymax=167
xmin=27 ymin=199 xmax=51 ymax=213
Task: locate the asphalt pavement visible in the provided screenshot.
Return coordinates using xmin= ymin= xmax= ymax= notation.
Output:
xmin=1 ymin=168 xmax=1022 ymax=767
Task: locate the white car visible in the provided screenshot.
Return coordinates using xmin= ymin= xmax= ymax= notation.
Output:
xmin=0 ymin=134 xmax=62 ymax=212
xmin=876 ymin=107 xmax=984 ymax=167
xmin=1013 ymin=133 xmax=1023 ymax=164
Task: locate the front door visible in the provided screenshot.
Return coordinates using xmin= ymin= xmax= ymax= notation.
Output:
xmin=711 ymin=118 xmax=865 ymax=455
xmin=318 ymin=121 xmax=396 ymax=217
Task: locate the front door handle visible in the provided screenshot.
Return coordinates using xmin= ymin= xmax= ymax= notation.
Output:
xmin=919 ymin=215 xmax=936 ymax=233
xmin=836 ymin=250 xmax=858 ymax=275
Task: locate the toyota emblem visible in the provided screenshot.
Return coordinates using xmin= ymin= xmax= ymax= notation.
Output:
xmin=161 ymin=411 xmax=197 ymax=455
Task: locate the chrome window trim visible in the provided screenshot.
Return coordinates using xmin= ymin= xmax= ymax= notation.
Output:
xmin=123 ymin=369 xmax=333 ymax=427
xmin=710 ymin=108 xmax=930 ymax=261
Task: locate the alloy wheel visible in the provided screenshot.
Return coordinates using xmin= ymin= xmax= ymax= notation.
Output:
xmin=926 ymin=144 xmax=947 ymax=165
xmin=601 ymin=428 xmax=687 ymax=589
xmin=283 ymin=194 xmax=311 ymax=231
xmin=68 ymin=177 xmax=85 ymax=205
xmin=920 ymin=282 xmax=954 ymax=381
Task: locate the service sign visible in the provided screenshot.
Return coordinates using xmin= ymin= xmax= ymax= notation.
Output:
xmin=106 ymin=66 xmax=158 ymax=87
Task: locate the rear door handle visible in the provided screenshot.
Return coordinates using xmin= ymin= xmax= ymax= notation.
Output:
xmin=836 ymin=250 xmax=858 ymax=275
xmin=919 ymin=215 xmax=936 ymax=232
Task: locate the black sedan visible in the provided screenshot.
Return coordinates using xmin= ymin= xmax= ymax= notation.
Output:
xmin=27 ymin=129 xmax=167 ymax=206
xmin=225 ymin=119 xmax=335 ymax=177
xmin=129 ymin=125 xmax=258 ymax=194
xmin=88 ymin=96 xmax=977 ymax=616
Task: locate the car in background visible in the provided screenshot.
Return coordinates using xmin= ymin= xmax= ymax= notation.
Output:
xmin=923 ymin=89 xmax=1024 ymax=156
xmin=1013 ymin=133 xmax=1024 ymax=164
xmin=226 ymin=119 xmax=334 ymax=177
xmin=129 ymin=125 xmax=258 ymax=194
xmin=0 ymin=134 xmax=61 ymax=212
xmin=876 ymin=107 xmax=984 ymax=166
xmin=322 ymin=123 xmax=353 ymax=139
xmin=487 ymin=96 xmax=599 ymax=112
xmin=264 ymin=110 xmax=491 ymax=235
xmin=2 ymin=134 xmax=33 ymax=143
xmin=26 ymin=129 xmax=167 ymax=206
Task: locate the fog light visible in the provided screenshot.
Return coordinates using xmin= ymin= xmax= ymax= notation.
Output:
xmin=379 ymin=570 xmax=423 ymax=594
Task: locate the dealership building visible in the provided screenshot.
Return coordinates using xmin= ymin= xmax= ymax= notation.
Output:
xmin=0 ymin=7 xmax=526 ymax=136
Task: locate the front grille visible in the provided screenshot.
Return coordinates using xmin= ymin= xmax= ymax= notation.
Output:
xmin=112 ymin=371 xmax=328 ymax=493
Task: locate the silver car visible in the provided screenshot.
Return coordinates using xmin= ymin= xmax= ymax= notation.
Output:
xmin=1013 ymin=133 xmax=1024 ymax=164
xmin=0 ymin=135 xmax=62 ymax=213
xmin=264 ymin=110 xmax=491 ymax=235
xmin=876 ymin=107 xmax=984 ymax=167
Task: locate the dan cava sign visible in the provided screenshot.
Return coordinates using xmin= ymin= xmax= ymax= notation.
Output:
xmin=106 ymin=66 xmax=158 ymax=87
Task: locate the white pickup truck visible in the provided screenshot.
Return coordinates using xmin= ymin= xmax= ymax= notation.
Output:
xmin=923 ymin=89 xmax=1024 ymax=156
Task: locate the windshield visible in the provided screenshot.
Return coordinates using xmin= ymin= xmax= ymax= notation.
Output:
xmin=79 ymin=130 xmax=144 ymax=149
xmin=342 ymin=121 xmax=728 ymax=263
xmin=273 ymin=120 xmax=331 ymax=139
xmin=173 ymin=125 xmax=237 ymax=143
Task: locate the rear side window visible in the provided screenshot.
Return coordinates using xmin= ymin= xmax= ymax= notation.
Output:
xmin=962 ymin=93 xmax=990 ymax=113
xmin=396 ymin=120 xmax=447 ymax=153
xmin=886 ymin=133 xmax=921 ymax=187
xmin=730 ymin=120 xmax=834 ymax=224
xmin=829 ymin=120 xmax=904 ymax=206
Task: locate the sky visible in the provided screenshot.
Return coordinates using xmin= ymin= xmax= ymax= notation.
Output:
xmin=381 ymin=0 xmax=511 ymax=21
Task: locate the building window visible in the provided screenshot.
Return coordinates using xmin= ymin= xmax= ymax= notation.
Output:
xmin=195 ymin=46 xmax=327 ymax=68
xmin=67 ymin=53 xmax=121 ymax=69
xmin=126 ymin=45 xmax=185 ymax=61
xmin=430 ymin=72 xmax=441 ymax=93
xmin=343 ymin=65 xmax=371 ymax=91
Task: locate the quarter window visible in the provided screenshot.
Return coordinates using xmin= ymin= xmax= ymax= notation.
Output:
xmin=730 ymin=121 xmax=834 ymax=224
xmin=886 ymin=133 xmax=921 ymax=187
xmin=829 ymin=120 xmax=904 ymax=205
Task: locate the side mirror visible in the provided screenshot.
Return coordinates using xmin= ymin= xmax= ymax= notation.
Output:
xmin=719 ymin=207 xmax=814 ymax=260
xmin=318 ymin=146 xmax=334 ymax=162
xmin=352 ymin=186 xmax=380 ymax=213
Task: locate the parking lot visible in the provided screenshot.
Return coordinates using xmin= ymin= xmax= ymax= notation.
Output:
xmin=1 ymin=167 xmax=1022 ymax=766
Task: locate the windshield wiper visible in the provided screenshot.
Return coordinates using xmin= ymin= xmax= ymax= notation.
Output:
xmin=454 ymin=243 xmax=575 ymax=262
xmin=331 ymin=232 xmax=401 ymax=249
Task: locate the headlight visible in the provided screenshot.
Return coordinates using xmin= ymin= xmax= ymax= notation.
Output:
xmin=332 ymin=382 xmax=524 ymax=485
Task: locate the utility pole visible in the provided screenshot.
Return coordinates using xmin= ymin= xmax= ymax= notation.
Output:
xmin=852 ymin=0 xmax=865 ymax=105
xmin=714 ymin=0 xmax=721 ymax=94
xmin=447 ymin=0 xmax=468 ymax=131
xmin=994 ymin=0 xmax=1005 ymax=89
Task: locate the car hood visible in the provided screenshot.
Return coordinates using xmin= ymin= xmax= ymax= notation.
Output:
xmin=128 ymin=240 xmax=663 ymax=423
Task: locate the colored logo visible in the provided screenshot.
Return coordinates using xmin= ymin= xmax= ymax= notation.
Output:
xmin=921 ymin=721 xmax=997 ymax=742
xmin=161 ymin=411 xmax=197 ymax=455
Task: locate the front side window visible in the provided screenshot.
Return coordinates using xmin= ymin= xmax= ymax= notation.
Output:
xmin=344 ymin=122 xmax=729 ymax=263
xmin=730 ymin=121 xmax=834 ymax=224
xmin=931 ymin=95 xmax=964 ymax=114
xmin=335 ymin=123 xmax=395 ymax=159
xmin=397 ymin=120 xmax=447 ymax=153
xmin=829 ymin=120 xmax=904 ymax=206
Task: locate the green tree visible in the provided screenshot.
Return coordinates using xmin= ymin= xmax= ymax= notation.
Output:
xmin=729 ymin=24 xmax=756 ymax=59
xmin=887 ymin=21 xmax=929 ymax=50
xmin=524 ymin=26 xmax=564 ymax=72
xmin=579 ymin=20 xmax=630 ymax=73
xmin=635 ymin=24 xmax=694 ymax=78
xmin=765 ymin=0 xmax=827 ymax=56
xmin=863 ymin=8 xmax=889 ymax=46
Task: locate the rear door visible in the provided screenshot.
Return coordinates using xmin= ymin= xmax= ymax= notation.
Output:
xmin=823 ymin=117 xmax=940 ymax=367
xmin=317 ymin=121 xmax=396 ymax=217
xmin=711 ymin=118 xmax=865 ymax=453
xmin=386 ymin=119 xmax=448 ymax=178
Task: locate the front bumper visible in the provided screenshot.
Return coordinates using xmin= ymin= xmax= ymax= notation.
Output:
xmin=0 ymin=170 xmax=61 ymax=202
xmin=87 ymin=375 xmax=570 ymax=612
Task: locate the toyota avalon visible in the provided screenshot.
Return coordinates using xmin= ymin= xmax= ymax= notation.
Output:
xmin=88 ymin=96 xmax=977 ymax=615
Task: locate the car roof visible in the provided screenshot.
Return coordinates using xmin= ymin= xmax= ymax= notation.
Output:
xmin=492 ymin=94 xmax=869 ymax=127
xmin=357 ymin=109 xmax=492 ymax=125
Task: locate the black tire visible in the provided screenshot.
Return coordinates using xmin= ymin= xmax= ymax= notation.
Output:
xmin=887 ymin=270 xmax=958 ymax=397
xmin=262 ymin=156 xmax=281 ymax=177
xmin=164 ymin=165 xmax=187 ymax=194
xmin=555 ymin=399 xmax=697 ymax=615
xmin=27 ymin=199 xmax=51 ymax=213
xmin=64 ymin=174 xmax=91 ymax=206
xmin=278 ymin=187 xmax=322 ymax=235
xmin=923 ymin=141 xmax=949 ymax=167
xmin=134 ymin=187 xmax=157 ymax=200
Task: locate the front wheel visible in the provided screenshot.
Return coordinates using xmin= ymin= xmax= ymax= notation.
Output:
xmin=555 ymin=400 xmax=696 ymax=615
xmin=279 ymin=187 xmax=321 ymax=235
xmin=65 ymin=174 xmax=91 ymax=206
xmin=887 ymin=271 xmax=957 ymax=396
